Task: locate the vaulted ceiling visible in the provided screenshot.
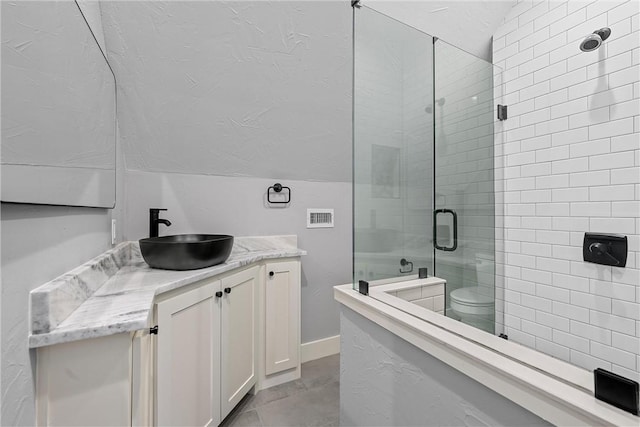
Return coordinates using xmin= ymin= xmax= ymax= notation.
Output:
xmin=100 ymin=1 xmax=515 ymax=182
xmin=367 ymin=1 xmax=517 ymax=60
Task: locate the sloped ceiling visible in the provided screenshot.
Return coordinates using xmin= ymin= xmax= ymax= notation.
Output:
xmin=101 ymin=1 xmax=352 ymax=181
xmin=101 ymin=1 xmax=514 ymax=182
xmin=367 ymin=0 xmax=517 ymax=61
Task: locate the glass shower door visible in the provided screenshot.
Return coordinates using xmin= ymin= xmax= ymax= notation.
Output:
xmin=353 ymin=6 xmax=434 ymax=286
xmin=352 ymin=5 xmax=502 ymax=337
xmin=433 ymin=40 xmax=498 ymax=333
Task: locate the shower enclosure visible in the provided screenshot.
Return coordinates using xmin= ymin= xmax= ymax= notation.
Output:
xmin=353 ymin=5 xmax=502 ymax=334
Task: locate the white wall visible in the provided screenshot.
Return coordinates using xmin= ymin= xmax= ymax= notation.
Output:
xmin=493 ymin=0 xmax=640 ymax=381
xmin=340 ymin=306 xmax=551 ymax=426
xmin=0 ymin=205 xmax=114 ymax=426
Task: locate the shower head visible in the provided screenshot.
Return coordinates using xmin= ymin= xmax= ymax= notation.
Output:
xmin=580 ymin=27 xmax=611 ymax=52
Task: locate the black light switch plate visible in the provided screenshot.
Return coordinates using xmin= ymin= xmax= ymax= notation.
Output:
xmin=583 ymin=233 xmax=627 ymax=267
xmin=594 ymin=368 xmax=639 ymax=415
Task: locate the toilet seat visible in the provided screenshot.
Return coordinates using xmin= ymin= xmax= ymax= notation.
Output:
xmin=450 ymin=287 xmax=494 ymax=316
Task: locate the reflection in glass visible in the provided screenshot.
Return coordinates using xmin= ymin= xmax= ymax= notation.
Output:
xmin=1 ymin=1 xmax=116 ymax=208
xmin=371 ymin=145 xmax=400 ymax=199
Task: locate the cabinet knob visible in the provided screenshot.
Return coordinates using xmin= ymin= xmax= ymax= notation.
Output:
xmin=224 ymin=287 xmax=231 ymax=294
xmin=215 ymin=291 xmax=223 ymax=298
xmin=269 ymin=271 xmax=274 ymax=277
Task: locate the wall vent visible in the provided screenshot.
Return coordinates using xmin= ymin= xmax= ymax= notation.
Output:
xmin=307 ymin=209 xmax=334 ymax=228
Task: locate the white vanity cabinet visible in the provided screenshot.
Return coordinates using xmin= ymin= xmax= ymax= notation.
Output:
xmin=220 ymin=266 xmax=259 ymax=418
xmin=155 ymin=280 xmax=221 ymax=426
xmin=35 ymin=330 xmax=156 ymax=426
xmin=264 ymin=260 xmax=300 ymax=376
xmin=35 ymin=333 xmax=135 ymax=426
xmin=35 ymin=259 xmax=300 ymax=427
xmin=155 ymin=265 xmax=259 ymax=426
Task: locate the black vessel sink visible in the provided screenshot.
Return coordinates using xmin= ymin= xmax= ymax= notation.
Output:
xmin=139 ymin=234 xmax=234 ymax=271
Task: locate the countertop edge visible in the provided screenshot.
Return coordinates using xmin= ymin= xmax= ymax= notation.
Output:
xmin=29 ymin=318 xmax=150 ymax=348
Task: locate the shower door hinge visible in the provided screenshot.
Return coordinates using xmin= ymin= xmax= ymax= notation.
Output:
xmin=149 ymin=325 xmax=159 ymax=335
xmin=497 ymin=104 xmax=508 ymax=121
xmin=351 ymin=0 xmax=362 ymax=8
xmin=358 ymin=280 xmax=369 ymax=296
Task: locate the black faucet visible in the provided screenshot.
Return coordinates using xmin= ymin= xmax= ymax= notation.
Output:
xmin=149 ymin=208 xmax=171 ymax=238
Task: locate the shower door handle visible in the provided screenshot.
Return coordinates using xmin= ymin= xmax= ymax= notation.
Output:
xmin=434 ymin=209 xmax=458 ymax=251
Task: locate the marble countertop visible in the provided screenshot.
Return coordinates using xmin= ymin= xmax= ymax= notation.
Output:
xmin=29 ymin=235 xmax=306 ymax=348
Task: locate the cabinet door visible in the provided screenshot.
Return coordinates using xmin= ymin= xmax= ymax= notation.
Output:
xmin=264 ymin=260 xmax=300 ymax=375
xmin=156 ymin=281 xmax=220 ymax=427
xmin=220 ymin=266 xmax=259 ymax=418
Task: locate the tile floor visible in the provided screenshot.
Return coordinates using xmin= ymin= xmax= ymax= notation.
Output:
xmin=221 ymin=354 xmax=340 ymax=427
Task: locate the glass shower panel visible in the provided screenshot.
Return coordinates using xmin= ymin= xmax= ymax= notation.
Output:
xmin=353 ymin=7 xmax=434 ymax=286
xmin=434 ymin=40 xmax=497 ymax=333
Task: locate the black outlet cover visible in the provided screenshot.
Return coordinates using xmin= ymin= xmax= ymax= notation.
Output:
xmin=583 ymin=233 xmax=627 ymax=267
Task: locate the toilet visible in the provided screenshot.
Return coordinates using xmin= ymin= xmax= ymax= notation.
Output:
xmin=450 ymin=287 xmax=494 ymax=332
xmin=449 ymin=256 xmax=495 ymax=332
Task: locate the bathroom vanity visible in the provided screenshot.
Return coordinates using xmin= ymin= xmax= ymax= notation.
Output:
xmin=29 ymin=236 xmax=305 ymax=426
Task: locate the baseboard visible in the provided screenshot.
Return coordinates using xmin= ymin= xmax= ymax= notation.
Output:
xmin=301 ymin=335 xmax=340 ymax=363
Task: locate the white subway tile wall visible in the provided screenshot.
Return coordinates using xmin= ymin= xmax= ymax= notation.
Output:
xmin=494 ymin=0 xmax=640 ymax=381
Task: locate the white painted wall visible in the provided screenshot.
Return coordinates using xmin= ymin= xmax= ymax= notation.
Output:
xmin=340 ymin=306 xmax=551 ymax=426
xmin=0 ymin=205 xmax=114 ymax=426
xmin=493 ymin=0 xmax=640 ymax=381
